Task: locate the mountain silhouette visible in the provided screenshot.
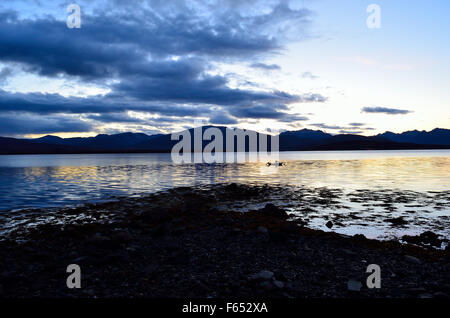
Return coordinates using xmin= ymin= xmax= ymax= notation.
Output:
xmin=0 ymin=127 xmax=449 ymax=154
xmin=377 ymin=128 xmax=450 ymax=145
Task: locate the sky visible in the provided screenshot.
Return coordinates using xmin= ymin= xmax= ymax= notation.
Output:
xmin=0 ymin=0 xmax=449 ymax=138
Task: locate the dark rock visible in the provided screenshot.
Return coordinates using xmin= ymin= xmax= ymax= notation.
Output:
xmin=257 ymin=226 xmax=268 ymax=235
xmin=225 ymin=183 xmax=239 ymax=192
xmin=88 ymin=234 xmax=112 ymax=248
xmin=282 ymin=223 xmax=300 ymax=234
xmin=112 ymin=231 xmax=132 ymax=242
xmin=404 ymin=255 xmax=421 ymax=265
xmin=433 ymin=292 xmax=449 ymax=298
xmin=353 ymin=234 xmax=366 ymax=240
xmin=402 ymin=231 xmax=442 ymax=248
xmin=143 ymin=264 xmax=159 ymax=277
xmin=259 ymin=281 xmax=274 ymax=291
xmin=347 ymin=280 xmax=362 ymax=292
xmin=249 ymin=270 xmax=274 ymax=281
xmin=273 ymin=280 xmax=284 ymax=289
xmin=260 ymin=204 xmax=288 ymax=218
xmin=385 ymin=217 xmax=408 ymax=226
xmin=325 ymin=221 xmax=333 ymax=229
xmin=168 ymin=250 xmax=190 ymax=265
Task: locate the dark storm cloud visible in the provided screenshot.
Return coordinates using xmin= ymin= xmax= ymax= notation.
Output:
xmin=362 ymin=107 xmax=412 ymax=115
xmin=0 ymin=3 xmax=308 ymax=80
xmin=112 ymin=75 xmax=301 ymax=106
xmin=0 ymin=1 xmax=324 ymax=134
xmin=0 ymin=89 xmax=215 ymax=117
xmin=0 ymin=66 xmax=13 ymax=85
xmin=209 ymin=112 xmax=238 ymax=125
xmin=228 ymin=104 xmax=308 ymax=123
xmin=86 ymin=113 xmax=145 ymax=124
xmin=0 ymin=114 xmax=92 ymax=135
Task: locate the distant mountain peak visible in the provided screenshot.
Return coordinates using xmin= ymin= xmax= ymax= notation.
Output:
xmin=377 ymin=128 xmax=450 ymax=145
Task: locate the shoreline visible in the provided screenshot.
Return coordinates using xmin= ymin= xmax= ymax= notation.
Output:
xmin=0 ymin=184 xmax=449 ymax=298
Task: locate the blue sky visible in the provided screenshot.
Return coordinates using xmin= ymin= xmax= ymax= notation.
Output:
xmin=0 ymin=0 xmax=448 ymax=137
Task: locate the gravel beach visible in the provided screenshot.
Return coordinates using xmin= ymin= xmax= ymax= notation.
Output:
xmin=1 ymin=184 xmax=449 ymax=298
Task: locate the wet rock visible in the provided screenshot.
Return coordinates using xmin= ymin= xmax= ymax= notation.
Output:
xmin=282 ymin=223 xmax=300 ymax=234
xmin=347 ymin=280 xmax=362 ymax=292
xmin=273 ymin=280 xmax=284 ymax=289
xmin=2 ymin=184 xmax=450 ymax=298
xmin=325 ymin=221 xmax=333 ymax=229
xmin=402 ymin=231 xmax=442 ymax=248
xmin=225 ymin=183 xmax=239 ymax=192
xmin=404 ymin=255 xmax=421 ymax=265
xmin=257 ymin=226 xmax=269 ymax=235
xmin=88 ymin=234 xmax=112 ymax=248
xmin=274 ymin=270 xmax=288 ymax=282
xmin=353 ymin=234 xmax=366 ymax=240
xmin=259 ymin=281 xmax=274 ymax=291
xmin=143 ymin=264 xmax=159 ymax=277
xmin=384 ymin=217 xmax=408 ymax=226
xmin=260 ymin=204 xmax=288 ymax=218
xmin=113 ymin=231 xmax=132 ymax=242
xmin=150 ymin=224 xmax=169 ymax=237
xmin=433 ymin=292 xmax=449 ymax=298
xmin=168 ymin=250 xmax=190 ymax=265
xmin=249 ymin=270 xmax=274 ymax=281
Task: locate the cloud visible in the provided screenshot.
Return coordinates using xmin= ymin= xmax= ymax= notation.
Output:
xmin=86 ymin=113 xmax=146 ymax=124
xmin=310 ymin=123 xmax=345 ymax=130
xmin=250 ymin=63 xmax=281 ymax=71
xmin=209 ymin=112 xmax=238 ymax=125
xmin=299 ymin=93 xmax=328 ymax=102
xmin=301 ymin=71 xmax=318 ymax=79
xmin=0 ymin=66 xmax=13 ymax=85
xmin=0 ymin=114 xmax=92 ymax=136
xmin=0 ymin=1 xmax=322 ymax=134
xmin=310 ymin=123 xmax=377 ymax=132
xmin=362 ymin=107 xmax=412 ymax=115
xmin=339 ymin=130 xmax=363 ymax=135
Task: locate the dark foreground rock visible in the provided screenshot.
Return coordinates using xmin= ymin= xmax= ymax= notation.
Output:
xmin=0 ymin=184 xmax=449 ymax=298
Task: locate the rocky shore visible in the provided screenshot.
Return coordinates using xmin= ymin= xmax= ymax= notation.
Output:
xmin=0 ymin=184 xmax=449 ymax=298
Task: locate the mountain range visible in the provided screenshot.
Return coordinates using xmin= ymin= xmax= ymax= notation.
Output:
xmin=0 ymin=127 xmax=449 ymax=154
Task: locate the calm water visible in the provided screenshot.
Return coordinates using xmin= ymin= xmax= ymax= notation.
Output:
xmin=0 ymin=150 xmax=449 ymax=241
xmin=0 ymin=150 xmax=449 ymax=212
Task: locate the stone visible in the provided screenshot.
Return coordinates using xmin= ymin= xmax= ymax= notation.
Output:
xmin=404 ymin=255 xmax=421 ymax=265
xmin=347 ymin=280 xmax=362 ymax=292
xmin=273 ymin=280 xmax=284 ymax=289
xmin=325 ymin=221 xmax=333 ymax=229
xmin=259 ymin=281 xmax=273 ymax=291
xmin=250 ymin=270 xmax=274 ymax=281
xmin=261 ymin=204 xmax=288 ymax=218
xmin=257 ymin=226 xmax=269 ymax=235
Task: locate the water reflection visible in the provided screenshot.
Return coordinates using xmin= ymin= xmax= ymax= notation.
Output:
xmin=0 ymin=150 xmax=448 ymax=212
